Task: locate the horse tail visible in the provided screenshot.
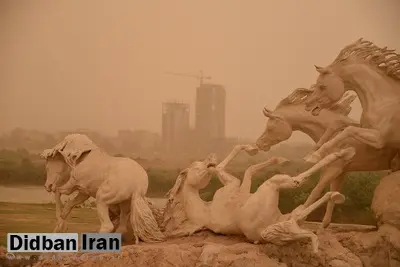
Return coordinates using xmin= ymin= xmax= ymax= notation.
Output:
xmin=130 ymin=193 xmax=165 ymax=243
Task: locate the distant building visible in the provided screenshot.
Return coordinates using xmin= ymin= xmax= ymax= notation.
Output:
xmin=162 ymin=102 xmax=190 ymax=152
xmin=195 ymin=83 xmax=226 ymax=142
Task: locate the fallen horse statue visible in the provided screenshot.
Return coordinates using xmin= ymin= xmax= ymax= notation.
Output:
xmin=161 ymin=144 xmax=356 ymax=252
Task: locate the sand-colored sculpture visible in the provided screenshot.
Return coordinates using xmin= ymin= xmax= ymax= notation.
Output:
xmin=41 ymin=134 xmax=164 ymax=243
xmin=303 ymin=38 xmax=400 ymax=163
xmin=161 ymin=145 xmax=260 ymax=237
xmin=162 ymin=144 xmax=355 ymax=252
xmin=255 ymin=87 xmax=399 ymax=227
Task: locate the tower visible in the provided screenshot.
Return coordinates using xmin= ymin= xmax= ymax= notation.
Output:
xmin=161 ymin=102 xmax=190 ymax=152
xmin=195 ymin=83 xmax=226 ymax=142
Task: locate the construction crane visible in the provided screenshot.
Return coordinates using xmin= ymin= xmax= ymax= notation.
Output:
xmin=164 ymin=70 xmax=212 ymax=86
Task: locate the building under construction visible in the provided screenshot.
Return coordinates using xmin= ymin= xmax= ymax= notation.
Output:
xmin=163 ymin=71 xmax=226 ymax=154
xmin=195 ymin=83 xmax=226 ymax=142
xmin=161 ymin=102 xmax=190 ymax=152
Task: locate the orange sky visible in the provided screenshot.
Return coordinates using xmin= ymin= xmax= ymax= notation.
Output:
xmin=1 ymin=0 xmax=399 ymax=142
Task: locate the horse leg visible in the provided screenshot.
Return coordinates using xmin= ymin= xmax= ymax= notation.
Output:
xmin=114 ymin=201 xmax=131 ymax=237
xmin=96 ymin=201 xmax=114 ymax=233
xmin=322 ymin=174 xmax=345 ymax=228
xmin=109 ymin=205 xmax=121 ymax=232
xmin=53 ymin=191 xmax=66 ymax=233
xmin=240 ymin=157 xmax=288 ymax=194
xmin=213 ymin=168 xmax=240 ymax=187
xmin=60 ymin=192 xmax=90 ymax=220
xmin=290 ymin=225 xmax=319 ymax=254
xmin=303 ymin=160 xmax=345 ymax=207
xmin=274 ymin=191 xmax=346 ymax=253
xmin=211 ymin=145 xmax=248 ymax=187
xmin=273 ymin=147 xmax=354 ymax=191
xmin=95 ymin=187 xmax=115 ymax=233
xmin=216 ymin=145 xmax=245 ymax=170
xmin=57 ymin=177 xmax=77 ymax=195
xmin=293 ymin=191 xmax=345 ymax=223
xmin=305 ymin=126 xmax=384 ymax=163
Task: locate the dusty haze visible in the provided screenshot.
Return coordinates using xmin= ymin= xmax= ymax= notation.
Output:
xmin=1 ymin=0 xmax=399 ymax=142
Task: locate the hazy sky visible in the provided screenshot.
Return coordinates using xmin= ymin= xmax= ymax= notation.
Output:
xmin=1 ymin=1 xmax=399 ymax=142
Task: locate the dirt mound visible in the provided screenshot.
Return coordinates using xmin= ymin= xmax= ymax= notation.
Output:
xmin=27 ymin=229 xmax=387 ymax=267
xmin=3 ymin=226 xmax=400 ymax=267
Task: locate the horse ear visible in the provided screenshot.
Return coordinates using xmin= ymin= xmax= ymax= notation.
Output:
xmin=315 ymin=65 xmax=331 ymax=75
xmin=263 ymin=107 xmax=284 ymax=120
xmin=263 ymin=107 xmax=273 ymax=117
xmin=40 ymin=149 xmax=56 ymax=159
xmin=46 ymin=134 xmax=97 ymax=167
xmin=340 ymin=94 xmax=357 ymax=106
xmin=40 ymin=149 xmax=50 ymax=159
xmin=165 ymin=169 xmax=188 ymax=200
xmin=67 ymin=150 xmax=91 ymax=167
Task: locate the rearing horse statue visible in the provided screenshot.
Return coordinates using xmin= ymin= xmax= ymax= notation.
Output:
xmin=303 ymin=38 xmax=400 ymax=163
xmin=256 ymin=87 xmax=399 ymax=227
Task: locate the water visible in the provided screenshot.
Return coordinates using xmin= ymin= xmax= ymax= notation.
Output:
xmin=0 ymin=186 xmax=167 ymax=207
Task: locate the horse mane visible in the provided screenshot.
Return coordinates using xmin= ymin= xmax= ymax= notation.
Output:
xmin=276 ymin=86 xmax=357 ymax=116
xmin=161 ymin=169 xmax=190 ymax=232
xmin=40 ymin=133 xmax=99 ymax=167
xmin=329 ymin=38 xmax=400 ymax=80
xmin=276 ymin=87 xmax=314 ymax=108
xmin=328 ymin=93 xmax=357 ymax=116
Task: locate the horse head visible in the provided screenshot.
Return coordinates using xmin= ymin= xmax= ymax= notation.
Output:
xmin=41 ymin=134 xmax=99 ymax=192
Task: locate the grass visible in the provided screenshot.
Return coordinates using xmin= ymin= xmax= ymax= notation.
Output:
xmin=0 ymin=202 xmax=99 ymax=247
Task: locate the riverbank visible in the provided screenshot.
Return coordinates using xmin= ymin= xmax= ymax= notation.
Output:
xmin=0 ymin=186 xmax=167 ymax=207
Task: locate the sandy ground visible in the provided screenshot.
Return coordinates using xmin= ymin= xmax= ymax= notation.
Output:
xmin=0 ymin=185 xmax=167 ymax=207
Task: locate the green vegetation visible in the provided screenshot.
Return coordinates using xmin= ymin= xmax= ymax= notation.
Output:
xmin=0 ymin=149 xmax=386 ymax=225
xmin=0 ymin=149 xmax=45 ymax=185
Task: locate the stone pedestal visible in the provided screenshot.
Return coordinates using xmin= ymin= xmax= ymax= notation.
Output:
xmin=371 ymin=170 xmax=400 ymax=230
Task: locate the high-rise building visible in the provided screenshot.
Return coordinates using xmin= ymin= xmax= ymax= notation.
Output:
xmin=161 ymin=102 xmax=190 ymax=152
xmin=195 ymin=83 xmax=226 ymax=142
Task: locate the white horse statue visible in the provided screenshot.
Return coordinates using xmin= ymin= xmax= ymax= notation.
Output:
xmin=303 ymin=38 xmax=400 ymax=163
xmin=255 ymin=87 xmax=399 ymax=227
xmin=41 ymin=133 xmax=164 ymax=243
xmin=161 ymin=144 xmax=355 ymax=252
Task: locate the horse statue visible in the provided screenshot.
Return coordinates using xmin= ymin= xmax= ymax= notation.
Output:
xmin=256 ymin=87 xmax=399 ymax=227
xmin=41 ymin=133 xmax=164 ymax=243
xmin=161 ymin=144 xmax=355 ymax=253
xmin=303 ymin=38 xmax=400 ymax=163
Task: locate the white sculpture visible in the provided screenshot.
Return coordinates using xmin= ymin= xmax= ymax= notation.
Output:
xmin=161 ymin=145 xmax=260 ymax=237
xmin=255 ymin=87 xmax=399 ymax=227
xmin=303 ymin=38 xmax=400 ymax=163
xmin=162 ymin=144 xmax=355 ymax=252
xmin=41 ymin=134 xmax=164 ymax=243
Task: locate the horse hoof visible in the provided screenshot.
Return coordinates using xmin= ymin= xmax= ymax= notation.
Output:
xmin=340 ymin=147 xmax=356 ymax=161
xmin=311 ymin=240 xmax=319 ymax=254
xmin=330 ymin=192 xmax=345 ymax=204
xmin=321 ymin=220 xmax=330 ymax=229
